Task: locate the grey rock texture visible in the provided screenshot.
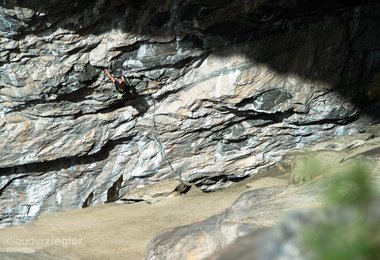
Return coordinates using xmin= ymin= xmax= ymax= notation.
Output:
xmin=0 ymin=0 xmax=380 ymax=226
xmin=117 ymin=178 xmax=185 ymax=204
xmin=208 ymin=203 xmax=380 ymax=260
xmin=146 ymin=184 xmax=311 ymax=260
xmin=145 ymin=134 xmax=380 ymax=260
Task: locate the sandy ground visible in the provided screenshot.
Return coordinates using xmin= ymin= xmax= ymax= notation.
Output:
xmin=0 ymin=176 xmax=287 ymax=260
xmin=1 ymin=133 xmax=378 ymax=260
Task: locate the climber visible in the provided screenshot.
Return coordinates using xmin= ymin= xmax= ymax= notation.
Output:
xmin=104 ymin=68 xmax=129 ymax=99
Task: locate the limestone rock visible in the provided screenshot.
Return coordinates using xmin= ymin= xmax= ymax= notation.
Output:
xmin=209 ymin=202 xmax=380 ymax=260
xmin=0 ymin=0 xmax=379 ymax=227
xmin=145 ymin=136 xmax=380 ymax=259
xmin=117 ymin=178 xmax=186 ymax=204
xmin=145 ymin=182 xmax=318 ymax=260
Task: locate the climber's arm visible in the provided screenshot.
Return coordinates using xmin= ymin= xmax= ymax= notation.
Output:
xmin=104 ymin=68 xmax=115 ymax=83
xmin=121 ymin=76 xmax=127 ymax=84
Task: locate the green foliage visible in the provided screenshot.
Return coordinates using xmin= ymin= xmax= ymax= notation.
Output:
xmin=290 ymin=153 xmax=328 ymax=184
xmin=323 ymin=162 xmax=375 ymax=206
xmin=304 ymin=211 xmax=380 ymax=260
xmin=290 ymin=154 xmax=323 ymax=184
xmin=301 ymin=160 xmax=380 ymax=260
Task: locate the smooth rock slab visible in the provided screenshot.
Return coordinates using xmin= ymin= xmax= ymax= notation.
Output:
xmin=145 ymin=135 xmax=380 ymax=260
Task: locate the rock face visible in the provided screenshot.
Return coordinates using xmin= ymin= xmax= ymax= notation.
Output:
xmin=208 ymin=200 xmax=380 ymax=260
xmin=0 ymin=0 xmax=380 ymax=226
xmin=145 ymin=134 xmax=380 ymax=260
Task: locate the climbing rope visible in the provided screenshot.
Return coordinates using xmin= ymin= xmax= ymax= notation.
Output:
xmin=150 ymin=98 xmax=183 ymax=179
xmin=104 ymin=66 xmax=189 ymax=187
xmin=103 ymin=68 xmax=189 ymax=189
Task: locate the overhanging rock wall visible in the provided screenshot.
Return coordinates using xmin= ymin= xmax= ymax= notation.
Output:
xmin=0 ymin=0 xmax=379 ymax=227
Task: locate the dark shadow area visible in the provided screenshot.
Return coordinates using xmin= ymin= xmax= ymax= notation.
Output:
xmin=106 ymin=174 xmax=123 ymax=203
xmin=174 ymin=182 xmax=192 ymax=194
xmin=1 ymin=0 xmax=380 ymax=119
xmin=193 ymin=174 xmax=250 ymax=192
xmin=116 ymin=73 xmax=151 ymax=115
xmin=0 ymin=134 xmax=135 ymax=209
xmin=0 ymin=135 xmax=136 ymax=178
xmin=81 ymin=191 xmax=94 ymax=208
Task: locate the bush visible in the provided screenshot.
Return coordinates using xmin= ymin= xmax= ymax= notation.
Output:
xmin=302 ymin=160 xmax=380 ymax=260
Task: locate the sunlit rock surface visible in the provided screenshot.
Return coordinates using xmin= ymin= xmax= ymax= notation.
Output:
xmin=0 ymin=0 xmax=380 ymax=226
xmin=146 ymin=133 xmax=380 ymax=260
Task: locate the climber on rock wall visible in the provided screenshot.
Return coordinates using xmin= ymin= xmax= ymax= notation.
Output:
xmin=104 ymin=68 xmax=129 ymax=99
